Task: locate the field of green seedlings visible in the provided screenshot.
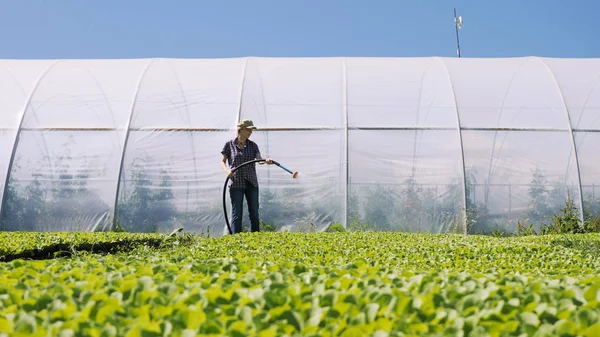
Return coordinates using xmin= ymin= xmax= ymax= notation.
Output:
xmin=1 ymin=230 xmax=600 ymax=336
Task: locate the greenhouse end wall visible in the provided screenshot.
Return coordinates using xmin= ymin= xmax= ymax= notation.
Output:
xmin=0 ymin=56 xmax=599 ymax=236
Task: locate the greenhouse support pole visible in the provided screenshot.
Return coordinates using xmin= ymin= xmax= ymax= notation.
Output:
xmin=0 ymin=61 xmax=58 ymax=229
xmin=236 ymin=59 xmax=248 ymax=123
xmin=222 ymin=58 xmax=249 ymax=236
xmin=342 ymin=58 xmax=349 ymax=229
xmin=539 ymin=58 xmax=584 ymax=222
xmin=253 ymin=58 xmax=272 ymax=187
xmin=112 ymin=59 xmax=154 ymax=231
xmin=438 ymin=57 xmax=468 ymax=234
xmin=508 ymin=183 xmax=512 ymax=220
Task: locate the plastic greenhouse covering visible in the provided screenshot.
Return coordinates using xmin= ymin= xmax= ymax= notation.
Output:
xmin=0 ymin=56 xmax=599 ymax=236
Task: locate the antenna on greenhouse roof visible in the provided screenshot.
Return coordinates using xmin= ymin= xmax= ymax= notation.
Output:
xmin=454 ymin=8 xmax=463 ymax=57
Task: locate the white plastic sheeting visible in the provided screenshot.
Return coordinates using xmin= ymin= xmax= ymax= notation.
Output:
xmin=0 ymin=56 xmax=599 ymax=235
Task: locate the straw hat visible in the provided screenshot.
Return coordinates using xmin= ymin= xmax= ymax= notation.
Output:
xmin=237 ymin=119 xmax=257 ymax=130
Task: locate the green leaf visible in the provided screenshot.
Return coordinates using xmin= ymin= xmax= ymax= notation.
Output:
xmin=100 ymin=325 xmax=118 ymax=337
xmin=582 ymin=322 xmax=600 ymax=337
xmin=340 ymin=326 xmax=366 ymax=337
xmin=58 ymin=329 xmax=75 ymax=337
xmin=14 ymin=313 xmax=37 ymax=334
xmin=279 ymin=310 xmax=303 ymax=332
xmin=519 ymin=312 xmax=540 ymax=327
xmin=0 ymin=317 xmax=13 ymax=333
xmin=365 ymin=303 xmax=379 ymax=323
xmin=577 ymin=309 xmax=599 ymax=328
xmin=555 ymin=319 xmax=578 ymax=335
xmin=410 ymin=322 xmax=428 ymax=333
xmin=584 ymin=282 xmax=600 ymax=302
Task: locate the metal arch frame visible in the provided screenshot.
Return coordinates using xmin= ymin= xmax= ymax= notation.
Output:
xmin=236 ymin=58 xmax=249 ymax=127
xmin=7 ymin=126 xmax=590 ymax=132
xmin=342 ymin=58 xmax=349 ymax=229
xmin=0 ymin=60 xmax=60 ymax=228
xmin=254 ymin=58 xmax=272 ymax=187
xmin=221 ymin=57 xmax=249 ymax=236
xmin=437 ymin=57 xmax=469 ymax=235
xmin=538 ymin=57 xmax=585 ymax=222
xmin=111 ymin=59 xmax=155 ymax=231
xmin=4 ymin=67 xmax=55 ymax=177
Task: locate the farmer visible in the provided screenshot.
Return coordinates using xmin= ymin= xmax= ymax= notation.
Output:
xmin=221 ymin=119 xmax=273 ymax=233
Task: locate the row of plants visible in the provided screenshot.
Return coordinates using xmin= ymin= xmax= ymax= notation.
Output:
xmin=0 ymin=231 xmax=170 ymax=262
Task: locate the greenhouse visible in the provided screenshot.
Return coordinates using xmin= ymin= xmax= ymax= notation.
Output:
xmin=0 ymin=56 xmax=599 ymax=236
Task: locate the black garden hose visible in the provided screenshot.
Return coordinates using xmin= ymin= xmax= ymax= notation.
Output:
xmin=222 ymin=159 xmax=297 ymax=234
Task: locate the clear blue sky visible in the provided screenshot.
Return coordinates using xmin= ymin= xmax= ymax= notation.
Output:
xmin=0 ymin=0 xmax=598 ymax=59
